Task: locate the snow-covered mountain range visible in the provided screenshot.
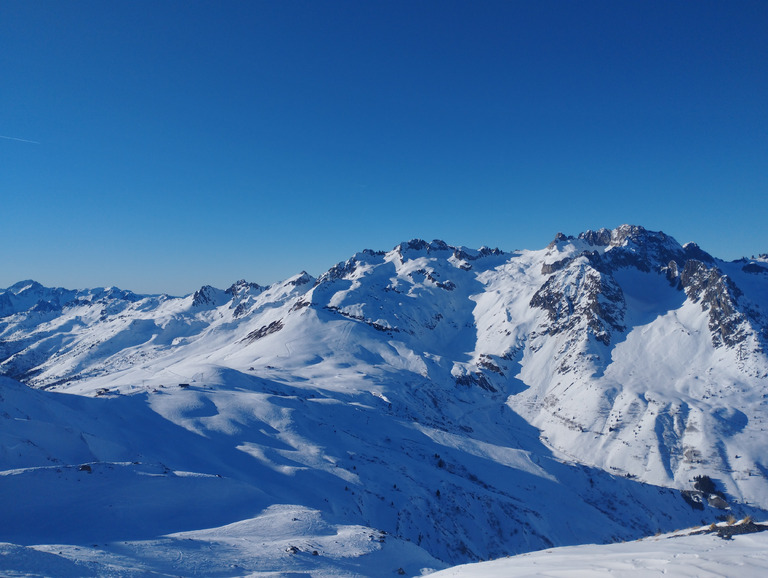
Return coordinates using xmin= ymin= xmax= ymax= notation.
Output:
xmin=2 ymin=224 xmax=767 ymax=576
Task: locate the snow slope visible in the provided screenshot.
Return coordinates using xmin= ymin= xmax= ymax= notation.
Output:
xmin=428 ymin=520 xmax=768 ymax=577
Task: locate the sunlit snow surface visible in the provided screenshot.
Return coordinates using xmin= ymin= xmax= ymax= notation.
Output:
xmin=0 ymin=504 xmax=440 ymax=577
xmin=3 ymin=521 xmax=767 ymax=576
xmin=428 ymin=523 xmax=768 ymax=577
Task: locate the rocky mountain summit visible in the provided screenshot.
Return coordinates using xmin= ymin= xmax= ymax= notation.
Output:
xmin=1 ymin=225 xmax=767 ymax=573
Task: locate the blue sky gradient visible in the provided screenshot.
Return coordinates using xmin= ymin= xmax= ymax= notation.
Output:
xmin=2 ymin=1 xmax=766 ymax=295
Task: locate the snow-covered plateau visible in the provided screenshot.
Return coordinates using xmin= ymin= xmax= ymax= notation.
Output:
xmin=1 ymin=225 xmax=767 ymax=576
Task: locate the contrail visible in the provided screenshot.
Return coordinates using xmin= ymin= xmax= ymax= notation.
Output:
xmin=0 ymin=134 xmax=40 ymax=144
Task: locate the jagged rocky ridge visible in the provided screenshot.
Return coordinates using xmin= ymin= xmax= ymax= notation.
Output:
xmin=1 ymin=225 xmax=768 ymax=569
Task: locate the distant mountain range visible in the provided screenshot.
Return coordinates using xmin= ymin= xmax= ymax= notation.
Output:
xmin=1 ymin=225 xmax=767 ymax=575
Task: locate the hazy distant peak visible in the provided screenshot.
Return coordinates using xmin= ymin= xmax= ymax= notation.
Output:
xmin=5 ymin=279 xmax=45 ymax=295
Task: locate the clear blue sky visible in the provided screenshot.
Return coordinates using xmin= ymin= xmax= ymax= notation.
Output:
xmin=2 ymin=1 xmax=766 ymax=295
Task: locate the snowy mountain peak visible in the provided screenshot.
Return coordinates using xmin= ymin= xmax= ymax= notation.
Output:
xmin=286 ymin=270 xmax=314 ymax=286
xmin=394 ymin=238 xmax=453 ymax=255
xmin=5 ymin=279 xmax=46 ymax=295
xmin=190 ymin=284 xmax=228 ymax=308
xmin=578 ymin=227 xmax=613 ymax=246
xmin=225 ymin=279 xmax=263 ymax=296
xmin=682 ymin=241 xmax=716 ymax=264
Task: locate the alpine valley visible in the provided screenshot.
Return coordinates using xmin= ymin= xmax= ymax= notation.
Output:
xmin=2 ymin=224 xmax=768 ymax=576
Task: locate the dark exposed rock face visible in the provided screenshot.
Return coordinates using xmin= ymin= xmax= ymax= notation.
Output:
xmin=664 ymin=260 xmax=680 ymax=285
xmin=537 ymin=230 xmax=697 ymax=349
xmin=226 ymin=280 xmax=262 ymax=297
xmin=288 ymin=272 xmax=313 ymax=286
xmin=455 ymin=371 xmax=496 ymax=392
xmin=679 ymin=261 xmax=748 ymax=348
xmin=242 ymin=320 xmax=284 ymax=343
xmin=324 ymin=305 xmax=399 ymax=334
xmin=396 ymin=239 xmax=452 ymax=255
xmin=452 ymin=246 xmax=504 ymax=261
xmin=578 ymin=228 xmax=612 ymax=246
xmin=409 ymin=268 xmax=456 ymax=291
xmin=530 ymin=263 xmax=625 ymax=346
xmin=540 ymin=258 xmax=570 ymax=275
xmin=715 ymin=520 xmax=768 ymax=539
xmin=321 ymin=258 xmax=359 ymax=282
xmin=192 ymin=286 xmax=219 ymax=307
xmin=683 ymin=242 xmax=716 ymax=264
xmin=289 ymin=298 xmax=311 ymax=312
xmin=536 ymin=226 xmax=760 ymax=351
xmin=226 ymin=280 xmax=264 ymax=318
xmin=394 ymin=239 xmax=504 ymax=263
xmin=606 ymin=226 xmax=687 ymax=272
xmin=547 ymin=232 xmax=574 ymax=249
xmin=573 ymin=225 xmax=715 ymax=274
xmin=232 ymin=302 xmax=250 ymax=318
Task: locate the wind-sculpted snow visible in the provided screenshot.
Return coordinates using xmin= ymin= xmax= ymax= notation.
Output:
xmin=1 ymin=225 xmax=768 ymax=575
